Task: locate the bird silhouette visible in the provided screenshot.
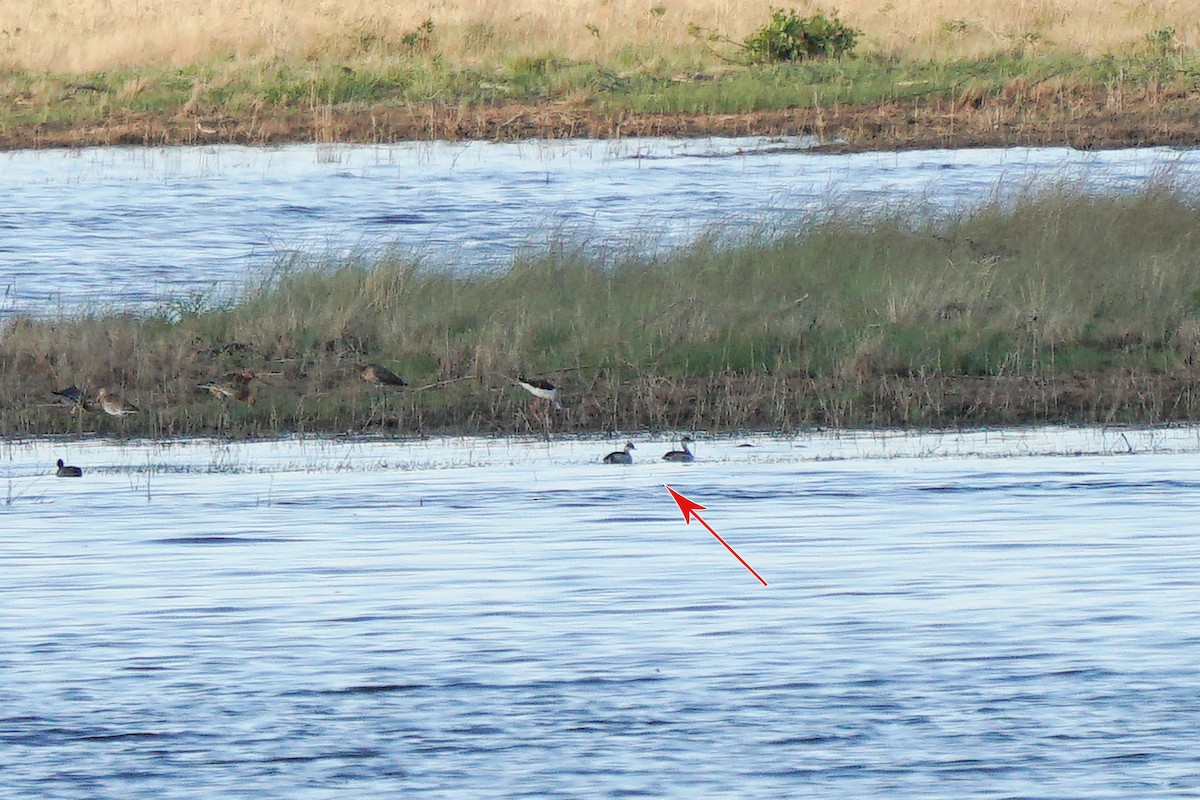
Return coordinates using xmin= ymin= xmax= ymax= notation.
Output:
xmin=359 ymin=364 xmax=408 ymax=388
xmin=95 ymin=389 xmax=139 ymax=417
xmin=197 ymin=370 xmax=256 ymax=405
xmin=603 ymin=441 xmax=636 ymax=464
xmin=55 ymin=458 xmax=83 ymax=477
xmin=662 ymin=436 xmax=695 ymax=462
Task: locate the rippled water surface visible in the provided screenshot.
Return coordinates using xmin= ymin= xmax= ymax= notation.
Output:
xmin=5 ymin=140 xmax=1200 ymax=313
xmin=5 ymin=427 xmax=1200 ymax=797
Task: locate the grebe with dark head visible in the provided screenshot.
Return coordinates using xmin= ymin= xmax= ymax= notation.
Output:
xmin=55 ymin=459 xmax=82 ymax=478
xmin=662 ymin=435 xmax=695 ymax=462
xmin=603 ymin=441 xmax=635 ymax=464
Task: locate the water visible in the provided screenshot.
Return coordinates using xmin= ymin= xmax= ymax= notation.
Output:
xmin=6 ymin=138 xmax=1200 ymax=793
xmin=4 ymin=140 xmax=1200 ymax=313
xmin=4 ymin=427 xmax=1200 ymax=797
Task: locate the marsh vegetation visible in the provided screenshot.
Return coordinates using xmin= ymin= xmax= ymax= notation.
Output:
xmin=5 ymin=182 xmax=1200 ymax=436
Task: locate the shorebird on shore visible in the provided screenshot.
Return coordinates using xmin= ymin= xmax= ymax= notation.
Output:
xmin=517 ymin=377 xmax=563 ymax=414
xmin=51 ymin=385 xmax=95 ymax=413
xmin=197 ymin=370 xmax=256 ymax=405
xmin=360 ymin=363 xmax=408 ymax=388
xmin=52 ymin=385 xmax=85 ymax=405
xmin=603 ymin=441 xmax=636 ymax=464
xmin=662 ymin=435 xmax=695 ymax=462
xmin=95 ymin=388 xmax=139 ymax=417
xmin=55 ymin=458 xmax=83 ymax=477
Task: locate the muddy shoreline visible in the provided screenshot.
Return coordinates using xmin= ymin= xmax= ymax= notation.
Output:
xmin=6 ymin=90 xmax=1200 ymax=151
xmin=9 ymin=368 xmax=1200 ymax=440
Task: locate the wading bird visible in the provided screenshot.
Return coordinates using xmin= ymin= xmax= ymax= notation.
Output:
xmin=360 ymin=363 xmax=408 ymax=388
xmin=51 ymin=385 xmax=95 ymax=413
xmin=52 ymin=385 xmax=85 ymax=405
xmin=95 ymin=388 xmax=139 ymax=417
xmin=662 ymin=435 xmax=695 ymax=463
xmin=55 ymin=458 xmax=82 ymax=478
xmin=603 ymin=441 xmax=636 ymax=464
xmin=517 ymin=377 xmax=563 ymax=417
xmin=197 ymin=370 xmax=256 ymax=405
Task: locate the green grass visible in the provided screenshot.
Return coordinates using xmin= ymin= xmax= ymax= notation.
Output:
xmin=226 ymin=182 xmax=1200 ymax=385
xmin=4 ymin=46 xmax=1200 ymax=131
xmin=6 ymin=182 xmax=1200 ymax=436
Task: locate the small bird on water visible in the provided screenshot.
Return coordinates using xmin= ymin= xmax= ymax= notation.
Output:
xmin=603 ymin=441 xmax=636 ymax=464
xmin=662 ymin=435 xmax=695 ymax=462
xmin=360 ymin=363 xmax=408 ymax=388
xmin=95 ymin=388 xmax=139 ymax=417
xmin=55 ymin=458 xmax=82 ymax=478
xmin=197 ymin=370 xmax=256 ymax=405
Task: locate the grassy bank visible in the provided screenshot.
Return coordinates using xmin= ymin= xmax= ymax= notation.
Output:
xmin=3 ymin=50 xmax=1182 ymax=125
xmin=4 ymin=0 xmax=1194 ymax=71
xmin=3 ymin=1 xmax=1200 ymax=148
xmin=4 ymin=184 xmax=1200 ymax=437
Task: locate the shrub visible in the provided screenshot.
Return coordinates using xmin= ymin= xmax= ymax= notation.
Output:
xmin=1146 ymin=27 xmax=1177 ymax=56
xmin=743 ymin=8 xmax=859 ymax=63
xmin=401 ymin=19 xmax=436 ymax=53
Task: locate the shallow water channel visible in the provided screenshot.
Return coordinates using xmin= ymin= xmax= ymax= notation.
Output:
xmin=4 ymin=427 xmax=1200 ymax=797
xmin=6 ymin=139 xmax=1200 ymax=794
xmin=4 ymin=139 xmax=1200 ymax=314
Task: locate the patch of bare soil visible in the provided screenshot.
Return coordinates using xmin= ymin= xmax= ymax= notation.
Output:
xmin=5 ymin=87 xmax=1200 ymax=151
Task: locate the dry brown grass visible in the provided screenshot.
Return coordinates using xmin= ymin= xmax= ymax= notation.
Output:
xmin=2 ymin=0 xmax=1198 ymax=73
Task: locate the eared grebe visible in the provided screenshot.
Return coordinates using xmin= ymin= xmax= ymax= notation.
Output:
xmin=603 ymin=441 xmax=635 ymax=464
xmin=662 ymin=435 xmax=695 ymax=462
xmin=55 ymin=459 xmax=82 ymax=478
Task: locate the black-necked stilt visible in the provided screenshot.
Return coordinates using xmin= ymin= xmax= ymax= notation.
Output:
xmin=95 ymin=388 xmax=139 ymax=417
xmin=603 ymin=441 xmax=635 ymax=464
xmin=662 ymin=435 xmax=695 ymax=462
xmin=55 ymin=458 xmax=82 ymax=477
xmin=360 ymin=363 xmax=408 ymax=388
xmin=197 ymin=370 xmax=256 ymax=405
xmin=517 ymin=377 xmax=563 ymax=414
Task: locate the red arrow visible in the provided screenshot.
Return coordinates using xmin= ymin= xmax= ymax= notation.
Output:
xmin=664 ymin=485 xmax=767 ymax=586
